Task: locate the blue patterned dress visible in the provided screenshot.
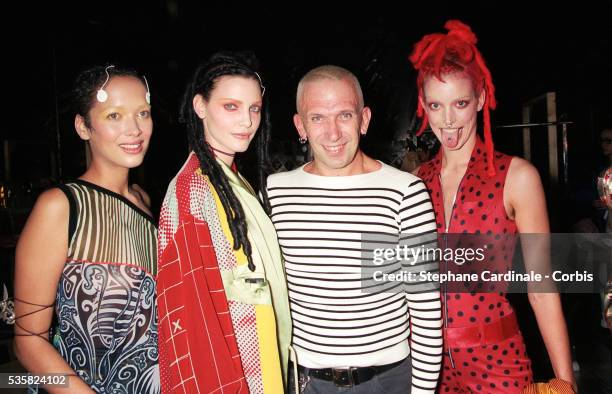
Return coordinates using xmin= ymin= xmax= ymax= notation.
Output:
xmin=51 ymin=180 xmax=159 ymax=393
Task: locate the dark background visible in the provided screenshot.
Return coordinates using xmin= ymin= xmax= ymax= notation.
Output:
xmin=3 ymin=1 xmax=612 ymax=210
xmin=1 ymin=1 xmax=611 ymax=388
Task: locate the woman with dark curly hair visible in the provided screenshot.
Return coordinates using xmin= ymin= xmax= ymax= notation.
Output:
xmin=14 ymin=64 xmax=159 ymax=393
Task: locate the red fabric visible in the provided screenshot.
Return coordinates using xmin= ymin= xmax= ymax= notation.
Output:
xmin=157 ymin=154 xmax=248 ymax=393
xmin=418 ymin=137 xmax=518 ymax=322
xmin=443 ymin=311 xmax=520 ymax=350
xmin=418 ymin=138 xmax=534 ymax=392
xmin=439 ymin=332 xmax=533 ymax=393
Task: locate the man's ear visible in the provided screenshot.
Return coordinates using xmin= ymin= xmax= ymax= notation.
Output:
xmin=294 ymin=113 xmax=307 ymax=140
xmin=360 ymin=107 xmax=372 ymax=135
xmin=74 ymin=114 xmax=91 ymax=141
xmin=193 ymin=94 xmax=207 ymax=119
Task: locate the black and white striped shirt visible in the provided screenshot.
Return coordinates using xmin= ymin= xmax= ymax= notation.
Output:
xmin=267 ymin=162 xmax=442 ymax=393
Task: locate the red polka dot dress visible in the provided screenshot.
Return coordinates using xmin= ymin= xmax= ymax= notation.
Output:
xmin=418 ymin=137 xmax=533 ymax=393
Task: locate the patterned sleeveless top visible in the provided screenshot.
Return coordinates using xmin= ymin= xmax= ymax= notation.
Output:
xmin=418 ymin=137 xmax=517 ymax=327
xmin=53 ymin=180 xmax=159 ymax=393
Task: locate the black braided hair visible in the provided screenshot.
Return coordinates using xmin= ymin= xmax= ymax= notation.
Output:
xmin=179 ymin=51 xmax=271 ymax=272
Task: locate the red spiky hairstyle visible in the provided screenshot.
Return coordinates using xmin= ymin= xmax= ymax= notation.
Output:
xmin=410 ymin=20 xmax=497 ymax=176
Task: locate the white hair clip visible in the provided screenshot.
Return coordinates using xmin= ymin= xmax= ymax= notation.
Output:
xmin=143 ymin=75 xmax=151 ymax=104
xmin=254 ymin=72 xmax=266 ymax=97
xmin=96 ymin=65 xmax=115 ymax=103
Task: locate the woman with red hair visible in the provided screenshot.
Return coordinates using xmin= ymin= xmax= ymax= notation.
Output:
xmin=410 ymin=20 xmax=576 ymax=392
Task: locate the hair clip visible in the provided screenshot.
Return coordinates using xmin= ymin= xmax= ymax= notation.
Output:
xmin=96 ymin=65 xmax=115 ymax=103
xmin=143 ymin=75 xmax=151 ymax=104
xmin=254 ymin=72 xmax=266 ymax=97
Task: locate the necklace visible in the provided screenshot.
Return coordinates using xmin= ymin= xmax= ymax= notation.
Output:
xmin=210 ymin=146 xmax=235 ymax=157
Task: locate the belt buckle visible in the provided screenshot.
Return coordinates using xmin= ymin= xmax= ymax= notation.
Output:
xmin=331 ymin=367 xmax=353 ymax=387
xmin=298 ymin=374 xmax=310 ymax=393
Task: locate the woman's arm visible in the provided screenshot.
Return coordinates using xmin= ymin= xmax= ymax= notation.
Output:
xmin=13 ymin=189 xmax=94 ymax=393
xmin=505 ymin=157 xmax=575 ymax=388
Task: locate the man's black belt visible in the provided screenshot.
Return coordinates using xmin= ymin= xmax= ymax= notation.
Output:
xmin=297 ymin=358 xmax=405 ymax=387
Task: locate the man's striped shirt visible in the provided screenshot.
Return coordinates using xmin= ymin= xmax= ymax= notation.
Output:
xmin=266 ymin=162 xmax=443 ymax=393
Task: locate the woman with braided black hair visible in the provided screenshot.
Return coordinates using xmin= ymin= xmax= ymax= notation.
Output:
xmin=156 ymin=51 xmax=291 ymax=393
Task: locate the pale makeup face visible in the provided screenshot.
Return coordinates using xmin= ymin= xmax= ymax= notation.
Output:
xmin=76 ymin=75 xmax=153 ymax=170
xmin=194 ymin=75 xmax=263 ymax=159
xmin=421 ymin=72 xmax=485 ymax=151
xmin=294 ymin=78 xmax=371 ymax=175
